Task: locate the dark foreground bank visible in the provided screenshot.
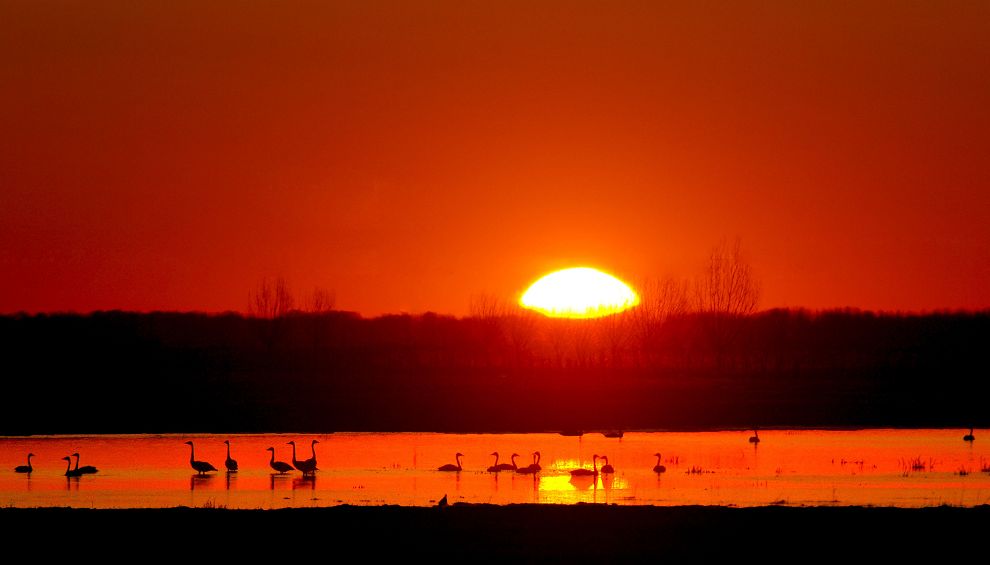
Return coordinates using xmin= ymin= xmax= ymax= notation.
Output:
xmin=2 ymin=504 xmax=987 ymax=560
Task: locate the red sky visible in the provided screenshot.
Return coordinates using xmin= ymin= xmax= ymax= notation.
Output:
xmin=2 ymin=1 xmax=988 ymax=316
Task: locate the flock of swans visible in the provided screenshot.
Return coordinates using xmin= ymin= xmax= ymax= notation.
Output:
xmin=13 ymin=452 xmax=99 ymax=476
xmin=184 ymin=439 xmax=321 ymax=476
xmin=10 ymin=440 xmax=322 ymax=477
xmin=12 ymin=429 xmax=978 ymax=476
xmin=439 ymin=451 xmax=667 ymax=476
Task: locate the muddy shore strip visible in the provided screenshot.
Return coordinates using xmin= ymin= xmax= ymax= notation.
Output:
xmin=3 ymin=503 xmax=987 ymax=559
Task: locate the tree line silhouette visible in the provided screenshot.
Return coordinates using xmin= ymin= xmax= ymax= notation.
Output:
xmin=2 ymin=306 xmax=986 ymax=434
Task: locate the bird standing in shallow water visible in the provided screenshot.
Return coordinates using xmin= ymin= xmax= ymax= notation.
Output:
xmin=288 ymin=440 xmax=319 ymax=475
xmin=267 ymin=447 xmax=294 ymax=474
xmin=184 ymin=441 xmax=217 ymax=475
xmin=749 ymin=429 xmax=761 ymax=444
xmin=14 ymin=453 xmax=34 ymax=473
xmin=223 ymin=440 xmax=238 ymax=472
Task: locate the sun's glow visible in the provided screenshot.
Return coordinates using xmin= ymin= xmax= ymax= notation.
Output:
xmin=520 ymin=267 xmax=639 ymax=319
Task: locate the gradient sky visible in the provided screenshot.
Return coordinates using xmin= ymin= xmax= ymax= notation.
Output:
xmin=2 ymin=1 xmax=988 ymax=316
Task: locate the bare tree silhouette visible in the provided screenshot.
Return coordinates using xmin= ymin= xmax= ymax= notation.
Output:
xmin=694 ymin=238 xmax=761 ymax=368
xmin=630 ymin=275 xmax=690 ymax=367
xmin=308 ymin=287 xmax=336 ymax=313
xmin=468 ymin=293 xmax=504 ymax=320
xmin=695 ymin=237 xmax=761 ymax=317
xmin=249 ymin=277 xmax=295 ymax=319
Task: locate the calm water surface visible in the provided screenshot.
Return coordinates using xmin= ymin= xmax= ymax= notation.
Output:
xmin=2 ymin=430 xmax=988 ymax=509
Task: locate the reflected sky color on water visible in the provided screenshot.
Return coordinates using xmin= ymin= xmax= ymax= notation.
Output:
xmin=2 ymin=430 xmax=988 ymax=509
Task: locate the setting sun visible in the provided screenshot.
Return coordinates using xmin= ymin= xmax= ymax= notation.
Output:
xmin=520 ymin=267 xmax=639 ymax=319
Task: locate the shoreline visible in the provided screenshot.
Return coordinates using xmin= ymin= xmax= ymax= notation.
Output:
xmin=3 ymin=503 xmax=988 ymax=558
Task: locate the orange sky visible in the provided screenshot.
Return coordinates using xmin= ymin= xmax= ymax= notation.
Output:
xmin=2 ymin=1 xmax=988 ymax=316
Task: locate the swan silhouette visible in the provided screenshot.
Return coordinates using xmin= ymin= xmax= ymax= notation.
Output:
xmin=653 ymin=452 xmax=667 ymax=473
xmin=749 ymin=429 xmax=761 ymax=444
xmin=487 ymin=452 xmax=503 ymax=472
xmin=530 ymin=451 xmax=542 ymax=472
xmin=306 ymin=440 xmax=320 ymax=468
xmin=517 ymin=452 xmax=543 ymax=474
xmin=438 ymin=453 xmax=463 ymax=472
xmin=267 ymin=447 xmax=295 ymax=474
xmin=62 ymin=456 xmax=83 ymax=477
xmin=299 ymin=439 xmax=320 ymax=473
xmin=223 ymin=440 xmax=238 ymax=472
xmin=184 ymin=441 xmax=217 ymax=475
xmin=570 ymin=455 xmax=599 ymax=476
xmin=499 ymin=452 xmax=519 ymax=471
xmin=14 ymin=453 xmax=34 ymax=473
xmin=488 ymin=452 xmax=518 ymax=472
xmin=600 ymin=455 xmax=615 ymax=474
xmin=288 ymin=440 xmax=318 ymax=475
xmin=964 ymin=428 xmax=975 ymax=442
xmin=71 ymin=453 xmax=98 ymax=474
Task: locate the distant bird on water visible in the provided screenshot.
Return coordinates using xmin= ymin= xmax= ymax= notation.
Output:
xmin=964 ymin=428 xmax=975 ymax=442
xmin=749 ymin=429 xmax=761 ymax=444
xmin=223 ymin=440 xmax=238 ymax=472
xmin=653 ymin=453 xmax=667 ymax=474
xmin=600 ymin=455 xmax=615 ymax=474
xmin=267 ymin=447 xmax=295 ymax=474
xmin=71 ymin=453 xmax=98 ymax=474
xmin=437 ymin=494 xmax=449 ymax=508
xmin=438 ymin=453 xmax=463 ymax=472
xmin=570 ymin=455 xmax=599 ymax=477
xmin=62 ymin=456 xmax=83 ymax=478
xmin=14 ymin=453 xmax=34 ymax=473
xmin=184 ymin=441 xmax=217 ymax=475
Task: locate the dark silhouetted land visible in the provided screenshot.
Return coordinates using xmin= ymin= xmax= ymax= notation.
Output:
xmin=2 ymin=309 xmax=987 ymax=434
xmin=1 ymin=504 xmax=987 ymax=560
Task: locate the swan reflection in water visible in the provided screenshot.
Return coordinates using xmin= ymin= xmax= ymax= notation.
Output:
xmin=270 ymin=472 xmax=294 ymax=491
xmin=293 ymin=474 xmax=317 ymax=492
xmin=568 ymin=474 xmax=600 ymax=502
xmin=189 ymin=473 xmax=214 ymax=491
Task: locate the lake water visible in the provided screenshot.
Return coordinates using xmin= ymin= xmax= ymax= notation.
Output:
xmin=2 ymin=430 xmax=988 ymax=509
